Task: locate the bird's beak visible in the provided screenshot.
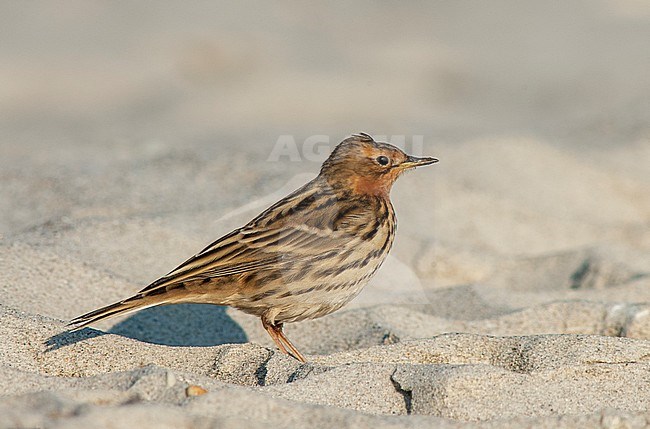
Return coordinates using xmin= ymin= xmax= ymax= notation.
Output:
xmin=400 ymin=155 xmax=439 ymax=169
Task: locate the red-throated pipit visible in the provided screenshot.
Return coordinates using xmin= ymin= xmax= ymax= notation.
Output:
xmin=69 ymin=133 xmax=438 ymax=362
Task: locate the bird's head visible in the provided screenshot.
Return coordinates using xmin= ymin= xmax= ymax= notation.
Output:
xmin=319 ymin=133 xmax=438 ymax=197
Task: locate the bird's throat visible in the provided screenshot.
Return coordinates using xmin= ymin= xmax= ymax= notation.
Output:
xmin=350 ymin=175 xmax=392 ymax=197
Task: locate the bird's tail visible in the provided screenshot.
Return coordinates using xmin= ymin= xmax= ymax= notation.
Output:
xmin=68 ymin=295 xmax=164 ymax=331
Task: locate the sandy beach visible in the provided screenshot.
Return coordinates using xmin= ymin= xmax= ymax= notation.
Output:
xmin=1 ymin=2 xmax=649 ymax=428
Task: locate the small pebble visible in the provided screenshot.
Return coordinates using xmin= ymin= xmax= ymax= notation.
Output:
xmin=186 ymin=385 xmax=208 ymax=397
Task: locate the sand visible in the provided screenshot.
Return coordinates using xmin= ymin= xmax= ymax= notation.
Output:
xmin=1 ymin=2 xmax=650 ymax=428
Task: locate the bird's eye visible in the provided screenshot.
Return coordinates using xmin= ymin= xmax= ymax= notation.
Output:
xmin=376 ymin=155 xmax=390 ymax=166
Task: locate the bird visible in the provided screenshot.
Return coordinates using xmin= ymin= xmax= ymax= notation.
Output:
xmin=68 ymin=133 xmax=438 ymax=362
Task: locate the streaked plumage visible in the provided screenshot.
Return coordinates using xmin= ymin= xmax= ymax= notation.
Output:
xmin=69 ymin=133 xmax=438 ymax=362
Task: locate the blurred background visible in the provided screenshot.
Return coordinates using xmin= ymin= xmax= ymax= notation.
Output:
xmin=2 ymin=1 xmax=649 ymax=149
xmin=1 ymin=1 xmax=649 ymax=316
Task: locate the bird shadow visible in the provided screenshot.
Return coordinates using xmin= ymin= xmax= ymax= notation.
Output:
xmin=45 ymin=304 xmax=247 ymax=352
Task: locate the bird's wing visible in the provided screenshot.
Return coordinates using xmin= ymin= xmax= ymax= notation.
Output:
xmin=138 ymin=182 xmax=382 ymax=294
xmin=137 ymin=227 xmax=276 ymax=293
xmin=137 ymin=222 xmax=357 ymax=294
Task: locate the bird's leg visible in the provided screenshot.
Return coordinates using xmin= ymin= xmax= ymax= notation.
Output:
xmin=261 ymin=319 xmax=306 ymax=363
xmin=262 ymin=318 xmax=289 ymax=355
xmin=275 ymin=324 xmax=307 ymax=363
